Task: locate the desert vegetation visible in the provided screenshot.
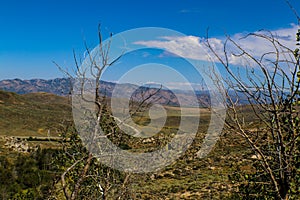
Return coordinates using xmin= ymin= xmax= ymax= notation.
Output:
xmin=1 ymin=5 xmax=300 ymax=200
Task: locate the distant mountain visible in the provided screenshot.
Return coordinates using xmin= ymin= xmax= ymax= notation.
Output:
xmin=0 ymin=78 xmax=213 ymax=107
xmin=0 ymin=78 xmax=72 ymax=95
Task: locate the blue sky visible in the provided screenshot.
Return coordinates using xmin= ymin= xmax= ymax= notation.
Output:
xmin=0 ymin=0 xmax=299 ymax=82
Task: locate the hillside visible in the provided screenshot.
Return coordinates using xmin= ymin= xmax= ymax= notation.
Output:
xmin=0 ymin=90 xmax=71 ymax=136
xmin=0 ymin=89 xmax=257 ymax=199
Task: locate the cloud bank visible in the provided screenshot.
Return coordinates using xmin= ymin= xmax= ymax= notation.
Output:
xmin=134 ymin=24 xmax=299 ymax=67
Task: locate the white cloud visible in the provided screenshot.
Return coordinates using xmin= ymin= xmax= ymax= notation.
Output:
xmin=142 ymin=81 xmax=205 ymax=91
xmin=134 ymin=24 xmax=299 ymax=68
xmin=135 ymin=35 xmax=211 ymax=61
xmin=227 ymin=24 xmax=298 ymax=66
xmin=164 ymin=82 xmax=205 ymax=91
xmin=179 ymin=9 xmax=202 ymax=13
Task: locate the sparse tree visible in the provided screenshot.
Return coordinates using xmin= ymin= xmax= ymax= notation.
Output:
xmin=205 ymin=5 xmax=300 ymax=199
xmin=52 ymin=25 xmax=134 ymax=200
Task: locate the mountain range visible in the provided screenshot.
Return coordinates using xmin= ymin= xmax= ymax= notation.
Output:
xmin=0 ymin=78 xmax=213 ymax=107
xmin=0 ymin=78 xmax=72 ymax=95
